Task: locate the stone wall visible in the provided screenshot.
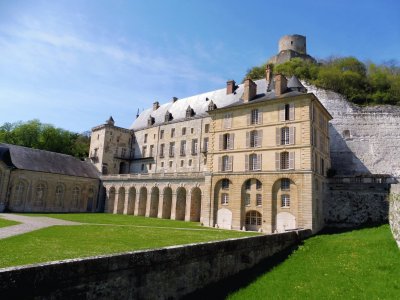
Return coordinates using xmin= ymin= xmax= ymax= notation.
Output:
xmin=389 ymin=184 xmax=400 ymax=247
xmin=0 ymin=230 xmax=310 ymax=299
xmin=325 ymin=177 xmax=391 ymax=228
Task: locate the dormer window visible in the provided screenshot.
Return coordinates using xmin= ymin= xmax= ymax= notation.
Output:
xmin=164 ymin=111 xmax=173 ymax=122
xmin=208 ymin=100 xmax=217 ymax=111
xmin=186 ymin=105 xmax=195 ymax=118
xmin=147 ymin=116 xmax=155 ymax=126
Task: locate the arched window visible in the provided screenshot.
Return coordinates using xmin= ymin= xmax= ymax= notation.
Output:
xmin=14 ymin=181 xmax=25 ymax=205
xmin=221 ymin=179 xmax=230 ymax=189
xmin=72 ymin=187 xmax=80 ymax=207
xmin=55 ymin=184 xmax=64 ymax=206
xmin=281 ymin=194 xmax=290 ymax=208
xmin=165 ymin=111 xmax=173 ymax=122
xmin=147 ymin=116 xmax=155 ymax=126
xmin=208 ymin=100 xmax=217 ymax=111
xmin=186 ymin=106 xmax=195 ymax=118
xmin=281 ymin=178 xmax=290 ymax=190
xmin=36 ymin=183 xmax=46 ymax=204
xmin=245 ymin=211 xmax=262 ymax=226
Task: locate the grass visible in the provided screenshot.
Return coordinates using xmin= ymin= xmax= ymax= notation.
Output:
xmin=227 ymin=225 xmax=400 ymax=299
xmin=0 ymin=217 xmax=20 ymax=228
xmin=0 ymin=213 xmax=258 ymax=268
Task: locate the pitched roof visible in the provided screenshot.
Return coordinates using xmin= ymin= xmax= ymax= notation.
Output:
xmin=0 ymin=143 xmax=100 ymax=179
xmin=287 ymin=76 xmax=304 ymax=89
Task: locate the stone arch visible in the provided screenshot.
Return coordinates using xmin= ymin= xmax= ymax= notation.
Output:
xmin=117 ymin=187 xmax=125 ymax=214
xmin=175 ymin=187 xmax=187 ymax=220
xmin=150 ymin=186 xmax=159 ymax=218
xmin=241 ymin=178 xmax=264 ymax=229
xmin=138 ymin=186 xmax=147 ymax=216
xmin=190 ymin=187 xmax=202 ymax=222
xmin=213 ymin=178 xmax=233 ymax=219
xmin=127 ymin=187 xmax=136 ymax=215
xmin=162 ymin=186 xmax=172 ymax=219
xmin=107 ymin=187 xmax=116 ymax=213
xmin=55 ymin=183 xmax=66 ymax=208
xmin=271 ymin=177 xmax=298 ymax=232
xmin=217 ymin=207 xmax=232 ymax=229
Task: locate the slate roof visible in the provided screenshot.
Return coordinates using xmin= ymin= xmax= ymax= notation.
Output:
xmin=287 ymin=76 xmax=304 ymax=89
xmin=130 ymin=76 xmax=308 ymax=131
xmin=0 ymin=143 xmax=100 ymax=179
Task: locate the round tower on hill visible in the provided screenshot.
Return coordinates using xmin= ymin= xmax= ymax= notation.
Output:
xmin=278 ymin=34 xmax=307 ymax=54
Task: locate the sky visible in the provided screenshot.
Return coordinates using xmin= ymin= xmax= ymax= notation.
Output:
xmin=0 ymin=0 xmax=399 ymax=133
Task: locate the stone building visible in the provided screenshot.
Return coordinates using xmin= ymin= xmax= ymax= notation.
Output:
xmin=0 ymin=143 xmax=101 ymax=212
xmin=90 ymin=71 xmax=332 ymax=233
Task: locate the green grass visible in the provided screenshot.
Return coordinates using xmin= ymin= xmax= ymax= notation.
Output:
xmin=0 ymin=217 xmax=20 ymax=228
xmin=228 ymin=225 xmax=400 ymax=299
xmin=0 ymin=213 xmax=258 ymax=268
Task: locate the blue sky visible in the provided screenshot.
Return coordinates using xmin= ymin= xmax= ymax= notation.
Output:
xmin=0 ymin=0 xmax=399 ymax=132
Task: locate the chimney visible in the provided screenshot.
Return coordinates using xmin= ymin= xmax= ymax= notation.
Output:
xmin=274 ymin=74 xmax=287 ymax=96
xmin=153 ymin=101 xmax=160 ymax=111
xmin=172 ymin=97 xmax=178 ymax=103
xmin=226 ymin=80 xmax=236 ymax=95
xmin=265 ymin=64 xmax=272 ymax=82
xmin=243 ymin=78 xmax=257 ymax=102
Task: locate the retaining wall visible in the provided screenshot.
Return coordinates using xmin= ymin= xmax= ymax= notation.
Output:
xmin=0 ymin=230 xmax=310 ymax=299
xmin=389 ymin=184 xmax=400 ymax=248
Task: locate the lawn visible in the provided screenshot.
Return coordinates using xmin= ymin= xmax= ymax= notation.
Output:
xmin=0 ymin=217 xmax=20 ymax=228
xmin=227 ymin=225 xmax=400 ymax=299
xmin=0 ymin=213 xmax=258 ymax=268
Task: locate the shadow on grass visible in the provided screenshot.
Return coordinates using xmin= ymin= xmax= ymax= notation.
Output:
xmin=319 ymin=221 xmax=387 ymax=235
xmin=183 ymin=243 xmax=302 ymax=300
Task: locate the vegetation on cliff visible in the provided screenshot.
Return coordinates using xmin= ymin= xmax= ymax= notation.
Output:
xmin=0 ymin=119 xmax=90 ymax=159
xmin=244 ymin=57 xmax=400 ymax=106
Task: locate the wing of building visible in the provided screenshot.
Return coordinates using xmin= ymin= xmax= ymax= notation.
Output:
xmin=0 ymin=143 xmax=102 ymax=212
xmin=89 ymin=68 xmax=332 ymax=233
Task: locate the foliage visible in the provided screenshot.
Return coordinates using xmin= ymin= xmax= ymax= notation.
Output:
xmin=0 ymin=120 xmax=90 ymax=159
xmin=228 ymin=225 xmax=400 ymax=299
xmin=0 ymin=213 xmax=258 ymax=268
xmin=244 ymin=57 xmax=400 ymax=106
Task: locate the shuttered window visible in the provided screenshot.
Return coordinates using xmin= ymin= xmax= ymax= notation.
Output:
xmin=223 ymin=113 xmax=232 ymax=129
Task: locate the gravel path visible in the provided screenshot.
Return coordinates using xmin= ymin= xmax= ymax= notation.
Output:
xmin=0 ymin=214 xmax=81 ymax=239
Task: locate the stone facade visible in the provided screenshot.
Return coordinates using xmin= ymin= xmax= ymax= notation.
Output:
xmin=90 ymin=74 xmax=332 ymax=234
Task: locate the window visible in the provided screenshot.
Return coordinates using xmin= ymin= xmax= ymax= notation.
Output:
xmin=141 ymin=164 xmax=145 ymax=171
xmin=281 ymin=194 xmax=290 ymax=208
xmin=36 ymin=183 xmax=45 ymax=203
xmin=192 ymin=139 xmax=198 ymax=155
xmin=186 ymin=106 xmax=194 ymax=118
xmin=280 ymin=103 xmax=295 ymax=121
xmin=169 ymin=142 xmax=175 ymax=157
xmin=160 ymin=144 xmax=165 ymax=158
xmin=142 ymin=146 xmax=147 ymax=158
xmin=245 ymin=194 xmax=251 ymax=206
xmin=149 ymin=145 xmax=154 ymax=157
xmin=248 ymin=130 xmax=262 ymax=148
xmin=221 ymin=179 xmax=230 ymax=189
xmin=180 ymin=160 xmax=184 ymax=167
xmin=191 ymin=128 xmax=194 ymax=134
xmin=256 ymin=180 xmax=262 ymax=190
xmin=221 ymin=193 xmax=229 ymax=205
xmin=171 ymin=128 xmax=175 ymax=138
xmin=250 ymin=109 xmax=260 ymax=124
xmin=245 ymin=179 xmax=251 ymax=190
xmin=147 ymin=116 xmax=155 ymax=126
xmin=281 ymin=178 xmax=290 ymax=191
xmin=245 ymin=211 xmax=262 ymax=226
xmin=280 ymin=152 xmax=289 ymax=169
xmin=221 ymin=133 xmax=234 ymax=150
xmin=256 ymin=194 xmax=262 ymax=206
xmin=149 ymin=163 xmax=152 ymax=170
xmin=165 ymin=111 xmax=172 ymax=122
xmin=169 ymin=161 xmax=173 ymax=168
xmin=72 ymin=187 xmax=80 ymax=207
xmin=205 ymin=124 xmax=210 ymax=133
xmin=223 ymin=113 xmax=232 ymax=129
xmin=144 ymin=134 xmax=148 ymax=143
xmin=180 ymin=140 xmax=186 ymax=156
xmin=55 ymin=185 xmax=64 ymax=205
xmin=161 ymin=161 xmax=164 ymax=168
xmin=221 ymin=155 xmax=233 ymax=171
xmin=247 ymin=154 xmax=262 ymax=171
xmin=182 ymin=127 xmax=186 ymax=135
xmin=188 ymin=159 xmax=192 ymax=166
xmin=160 ymin=130 xmax=164 ymax=139
xmin=121 ymin=148 xmax=127 ymax=158
xmin=321 ymin=158 xmax=325 ymax=175
xmin=281 ymin=127 xmax=289 ymax=145
xmin=203 ymin=137 xmax=209 ymax=152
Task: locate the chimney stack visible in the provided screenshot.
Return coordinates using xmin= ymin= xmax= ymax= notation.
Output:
xmin=266 ymin=64 xmax=272 ymax=82
xmin=172 ymin=97 xmax=178 ymax=103
xmin=226 ymin=80 xmax=236 ymax=95
xmin=274 ymin=74 xmax=287 ymax=96
xmin=243 ymin=78 xmax=257 ymax=102
xmin=153 ymin=101 xmax=160 ymax=111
